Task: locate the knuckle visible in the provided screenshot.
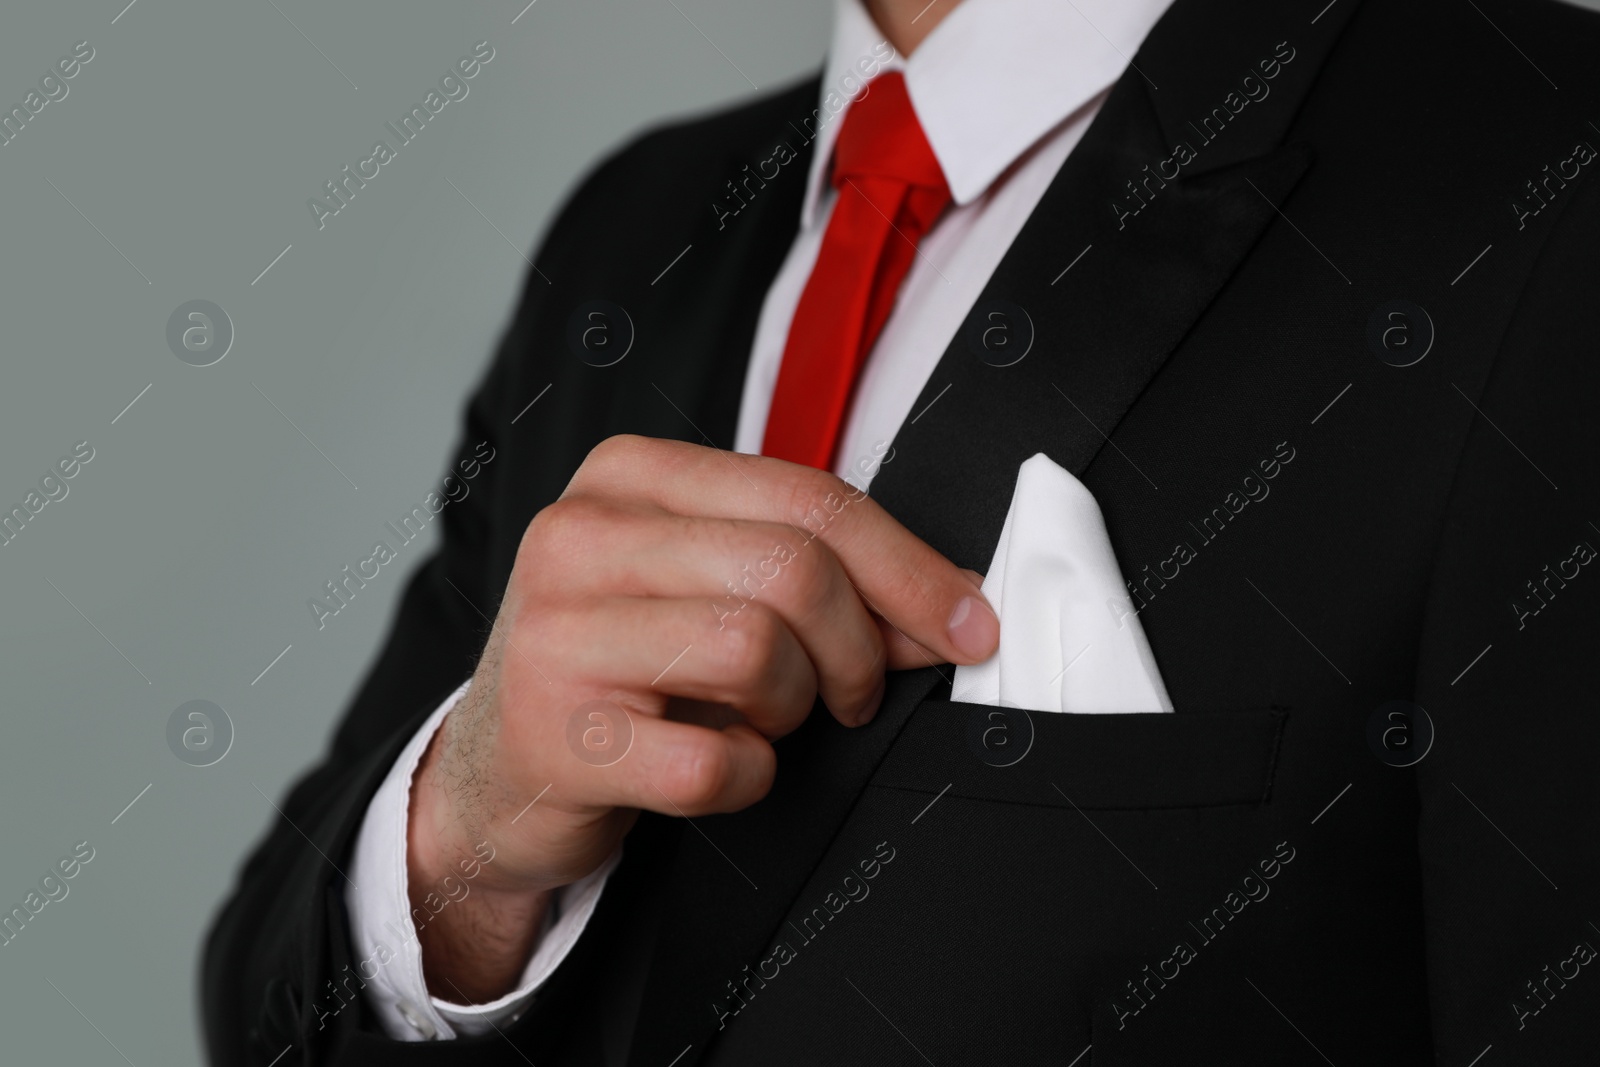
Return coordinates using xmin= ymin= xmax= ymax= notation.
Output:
xmin=713 ymin=606 xmax=784 ymax=689
xmin=737 ymin=522 xmax=824 ymax=617
xmin=782 ymin=545 xmax=835 ymax=620
xmin=668 ymin=740 xmax=732 ymax=811
xmin=523 ymin=497 xmax=569 ymax=546
xmin=836 ymin=638 xmax=886 ymax=705
xmin=782 ymin=467 xmax=854 ymax=539
xmin=588 ymin=433 xmax=648 ymax=468
xmin=521 ymin=496 xmax=605 ymax=560
xmin=569 ymin=434 xmax=652 ymax=489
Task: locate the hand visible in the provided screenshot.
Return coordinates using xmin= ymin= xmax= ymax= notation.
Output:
xmin=406 ymin=436 xmax=998 ymax=1002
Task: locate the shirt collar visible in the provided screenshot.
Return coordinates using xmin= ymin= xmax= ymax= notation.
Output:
xmin=800 ymin=0 xmax=1174 ymax=228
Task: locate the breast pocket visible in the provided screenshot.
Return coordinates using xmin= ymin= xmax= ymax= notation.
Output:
xmin=870 ymin=699 xmax=1287 ymax=810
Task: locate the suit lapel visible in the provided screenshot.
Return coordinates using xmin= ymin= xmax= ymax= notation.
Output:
xmin=874 ymin=0 xmax=1361 ymax=568
xmin=626 ymin=2 xmax=1362 ymax=1062
xmin=873 ymin=107 xmax=1313 ymax=572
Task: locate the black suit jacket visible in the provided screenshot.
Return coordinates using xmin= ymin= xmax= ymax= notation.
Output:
xmin=204 ymin=0 xmax=1600 ymax=1062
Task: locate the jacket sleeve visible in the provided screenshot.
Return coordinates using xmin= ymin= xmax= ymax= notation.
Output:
xmin=200 ymin=340 xmax=517 ymax=1065
xmin=198 ymin=72 xmax=879 ymax=1064
xmin=198 ymin=143 xmax=632 ymax=1066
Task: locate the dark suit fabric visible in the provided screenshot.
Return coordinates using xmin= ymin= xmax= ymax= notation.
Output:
xmin=203 ymin=0 xmax=1600 ymax=1063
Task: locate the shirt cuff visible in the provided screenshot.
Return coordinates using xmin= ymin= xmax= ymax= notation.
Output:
xmin=344 ymin=680 xmax=619 ymax=1041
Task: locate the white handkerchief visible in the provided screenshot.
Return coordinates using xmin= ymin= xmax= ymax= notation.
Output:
xmin=951 ymin=453 xmax=1173 ymax=714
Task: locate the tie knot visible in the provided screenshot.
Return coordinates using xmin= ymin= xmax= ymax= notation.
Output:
xmin=831 ymin=71 xmax=948 ymax=193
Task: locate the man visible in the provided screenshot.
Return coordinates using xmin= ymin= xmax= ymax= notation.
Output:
xmin=204 ymin=0 xmax=1600 ymax=1061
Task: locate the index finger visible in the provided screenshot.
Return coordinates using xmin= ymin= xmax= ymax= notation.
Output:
xmin=565 ymin=436 xmax=999 ymax=666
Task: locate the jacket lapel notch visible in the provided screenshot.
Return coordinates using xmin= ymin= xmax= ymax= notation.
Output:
xmin=1137 ymin=0 xmax=1366 ymax=177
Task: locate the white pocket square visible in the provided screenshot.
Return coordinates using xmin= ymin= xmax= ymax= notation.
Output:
xmin=951 ymin=453 xmax=1172 ymax=714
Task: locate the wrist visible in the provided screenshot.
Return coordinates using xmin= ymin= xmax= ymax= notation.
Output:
xmin=406 ymin=722 xmax=555 ymax=1003
xmin=406 ymin=717 xmax=545 ymax=900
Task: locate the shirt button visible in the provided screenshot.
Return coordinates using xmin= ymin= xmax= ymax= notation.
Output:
xmin=397 ymin=1000 xmax=437 ymax=1039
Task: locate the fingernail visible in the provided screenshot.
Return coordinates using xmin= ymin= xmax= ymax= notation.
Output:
xmin=947 ymin=595 xmax=999 ymax=662
xmin=857 ymin=675 xmax=886 ymax=727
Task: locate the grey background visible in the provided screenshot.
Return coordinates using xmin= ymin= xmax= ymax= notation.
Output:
xmin=0 ymin=0 xmax=827 ymax=1062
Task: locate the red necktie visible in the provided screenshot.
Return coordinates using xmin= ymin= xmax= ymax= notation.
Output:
xmin=761 ymin=72 xmax=951 ymax=470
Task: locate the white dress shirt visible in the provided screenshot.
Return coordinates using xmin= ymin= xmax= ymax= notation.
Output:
xmin=348 ymin=0 xmax=1174 ymax=1040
